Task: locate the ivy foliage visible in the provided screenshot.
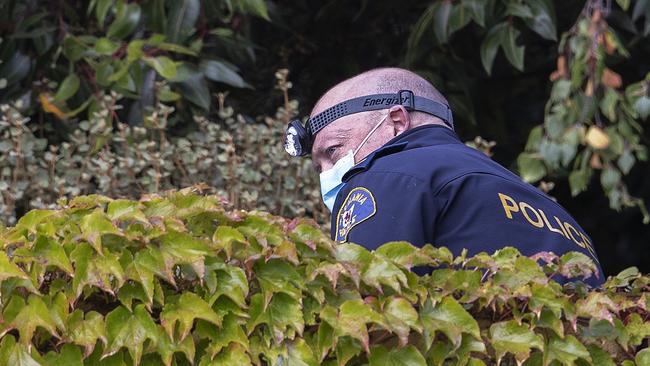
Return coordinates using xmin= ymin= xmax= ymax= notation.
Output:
xmin=0 ymin=188 xmax=648 ymax=365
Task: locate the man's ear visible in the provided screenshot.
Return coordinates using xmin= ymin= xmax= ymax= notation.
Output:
xmin=388 ymin=105 xmax=410 ymax=135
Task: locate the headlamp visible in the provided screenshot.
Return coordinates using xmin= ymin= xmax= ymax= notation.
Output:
xmin=284 ymin=119 xmax=311 ymax=157
xmin=283 ymin=89 xmax=454 ymax=157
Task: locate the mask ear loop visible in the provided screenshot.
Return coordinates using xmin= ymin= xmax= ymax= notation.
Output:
xmin=353 ymin=113 xmax=389 ymax=158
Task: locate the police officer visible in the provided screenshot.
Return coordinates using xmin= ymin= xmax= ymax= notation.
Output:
xmin=284 ymin=67 xmax=603 ymax=286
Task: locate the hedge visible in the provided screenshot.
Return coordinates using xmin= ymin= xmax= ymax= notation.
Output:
xmin=0 ymin=187 xmax=648 ymax=365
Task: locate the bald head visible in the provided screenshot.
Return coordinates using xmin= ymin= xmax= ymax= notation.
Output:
xmin=310 ymin=67 xmax=450 ymax=173
xmin=311 ymin=67 xmax=448 ymax=125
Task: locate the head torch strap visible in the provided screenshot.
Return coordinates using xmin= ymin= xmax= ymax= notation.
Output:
xmin=307 ymin=91 xmax=454 ymax=136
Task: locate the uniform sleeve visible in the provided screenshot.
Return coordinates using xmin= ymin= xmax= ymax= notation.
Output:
xmin=330 ymin=171 xmax=444 ymax=251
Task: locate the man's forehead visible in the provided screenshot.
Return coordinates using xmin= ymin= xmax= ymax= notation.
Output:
xmin=312 ymin=117 xmax=356 ymax=145
xmin=310 ymin=80 xmax=374 ymax=117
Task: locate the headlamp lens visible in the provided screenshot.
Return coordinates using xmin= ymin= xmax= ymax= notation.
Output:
xmin=284 ymin=120 xmax=309 ymax=157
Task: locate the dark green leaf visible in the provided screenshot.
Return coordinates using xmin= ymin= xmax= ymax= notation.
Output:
xmin=96 ymin=0 xmax=114 ymax=27
xmin=502 ymin=24 xmax=525 ymax=71
xmin=517 ymin=153 xmax=547 ymax=182
xmin=176 ymin=69 xmax=211 ymax=110
xmin=166 ymin=0 xmax=200 ymax=43
xmin=53 ymin=74 xmax=80 ymax=102
xmin=480 ymin=23 xmax=507 ymax=74
xmin=107 ymin=1 xmax=141 ymax=39
xmin=200 ymin=60 xmax=250 ymax=88
xmin=569 ymin=169 xmax=591 ymax=196
xmin=0 ymin=53 xmax=31 ymax=86
xmin=433 ymin=1 xmax=452 ymax=44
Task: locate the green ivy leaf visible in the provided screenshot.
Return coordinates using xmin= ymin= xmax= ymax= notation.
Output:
xmin=104 ymin=305 xmax=159 ymax=364
xmin=585 ymin=344 xmax=616 ymax=366
xmin=489 ymin=320 xmax=543 ymax=363
xmin=42 ymin=344 xmax=83 ymax=366
xmin=0 ymin=251 xmax=29 ymax=282
xmin=205 ymin=343 xmax=251 ymax=366
xmin=285 ymin=338 xmax=318 ymax=366
xmin=212 ymin=225 xmax=247 ymax=259
xmin=362 ymin=254 xmax=408 ymax=293
xmin=14 ymin=209 xmax=58 ymax=234
xmin=384 ymin=297 xmax=422 ymax=346
xmin=421 ymin=297 xmax=480 ymax=349
xmin=71 ymin=243 xmax=125 ymax=297
xmin=65 ymin=310 xmax=107 ymax=357
xmin=156 ymin=327 xmax=195 ymax=366
xmin=53 ymin=74 xmax=80 ymax=102
xmin=636 ymin=348 xmax=650 ymax=366
xmin=375 ymin=241 xmax=433 ymax=269
xmin=247 ymin=292 xmax=304 ymax=340
xmin=254 ymin=258 xmax=303 ymax=302
xmin=559 ymin=251 xmax=598 ymax=281
xmin=14 ymin=235 xmax=74 ymax=275
xmin=203 ymin=313 xmax=249 ymax=358
xmin=80 ymin=209 xmax=121 ymax=253
xmin=107 ymin=199 xmax=148 ymax=223
xmin=547 ymin=334 xmax=591 ymax=365
xmin=206 ymin=264 xmax=249 ymax=309
xmin=158 ymin=230 xmax=212 ymax=279
xmin=0 ymin=335 xmax=40 ymax=366
xmin=368 ymin=345 xmax=426 ymax=366
xmin=1 ymin=294 xmax=59 ymax=345
xmin=161 ymin=292 xmax=222 ymax=341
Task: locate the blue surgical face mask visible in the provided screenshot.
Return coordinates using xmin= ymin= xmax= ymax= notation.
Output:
xmin=319 ymin=114 xmax=389 ymax=212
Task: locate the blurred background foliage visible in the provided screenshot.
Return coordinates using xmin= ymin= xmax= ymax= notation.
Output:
xmin=0 ymin=0 xmax=649 ymax=275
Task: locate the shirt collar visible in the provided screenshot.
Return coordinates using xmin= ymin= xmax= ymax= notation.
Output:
xmin=342 ymin=124 xmax=460 ymax=182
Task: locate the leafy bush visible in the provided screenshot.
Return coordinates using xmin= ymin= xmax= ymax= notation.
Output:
xmin=0 ymin=188 xmax=648 ymax=365
xmin=0 ymin=0 xmax=267 ymax=117
xmin=0 ymin=70 xmax=324 ymax=225
xmin=408 ymin=0 xmax=650 ymax=221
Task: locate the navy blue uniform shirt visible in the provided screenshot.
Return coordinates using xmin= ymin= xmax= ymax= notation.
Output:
xmin=330 ymin=125 xmax=604 ymax=286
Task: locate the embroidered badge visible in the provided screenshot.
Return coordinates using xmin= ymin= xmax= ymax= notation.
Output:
xmin=335 ymin=187 xmax=377 ymax=243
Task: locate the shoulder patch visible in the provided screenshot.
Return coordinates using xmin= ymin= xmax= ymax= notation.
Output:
xmin=335 ymin=187 xmax=377 ymax=243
